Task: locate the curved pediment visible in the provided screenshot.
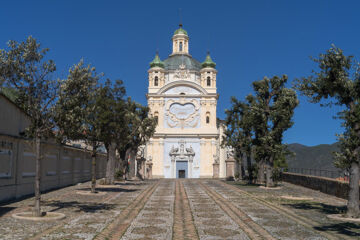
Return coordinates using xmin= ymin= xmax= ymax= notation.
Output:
xmin=158 ymin=81 xmax=207 ymax=95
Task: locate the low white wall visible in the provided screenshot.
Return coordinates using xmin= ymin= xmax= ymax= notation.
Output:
xmin=0 ymin=134 xmax=106 ymax=203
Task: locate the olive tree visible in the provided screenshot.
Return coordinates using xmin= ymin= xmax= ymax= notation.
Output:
xmin=0 ymin=36 xmax=57 ymax=216
xmin=250 ymin=75 xmax=298 ymax=187
xmin=56 ymin=60 xmax=102 ymax=193
xmin=223 ymin=97 xmax=254 ymax=182
xmin=295 ymin=45 xmax=360 ymax=218
xmin=119 ymin=98 xmax=157 ymax=179
xmin=96 ymin=79 xmax=126 ymax=184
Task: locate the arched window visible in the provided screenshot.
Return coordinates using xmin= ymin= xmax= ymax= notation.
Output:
xmin=207 ymin=76 xmax=211 ymax=86
xmin=179 ymin=42 xmax=183 ymax=52
xmin=206 ymin=116 xmax=210 ymax=124
xmin=154 ymin=76 xmax=158 ymax=86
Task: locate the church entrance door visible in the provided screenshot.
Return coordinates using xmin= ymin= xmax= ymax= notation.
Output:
xmin=176 ymin=161 xmax=188 ymax=178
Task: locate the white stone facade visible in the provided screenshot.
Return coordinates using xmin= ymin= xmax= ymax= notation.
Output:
xmin=145 ymin=26 xmax=226 ymax=178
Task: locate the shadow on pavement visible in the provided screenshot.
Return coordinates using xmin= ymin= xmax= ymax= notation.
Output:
xmin=45 ymin=200 xmax=116 ymax=213
xmin=78 ymin=187 xmax=138 ymax=193
xmin=283 ymin=202 xmax=346 ymax=215
xmin=226 ymin=180 xmax=261 ymax=188
xmin=315 ymin=222 xmax=360 ymax=237
xmin=284 ymin=202 xmax=360 ymax=237
xmin=0 ymin=206 xmax=16 ymax=217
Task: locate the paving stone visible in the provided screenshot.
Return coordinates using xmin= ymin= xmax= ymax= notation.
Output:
xmin=1 ymin=179 xmax=358 ymax=239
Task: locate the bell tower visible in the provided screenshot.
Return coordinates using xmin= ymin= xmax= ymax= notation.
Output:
xmin=200 ymin=51 xmax=217 ymax=94
xmin=148 ymin=52 xmax=165 ymax=92
xmin=171 ymin=24 xmax=189 ymax=55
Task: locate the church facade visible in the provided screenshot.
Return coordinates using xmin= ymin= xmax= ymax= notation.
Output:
xmin=144 ymin=25 xmax=229 ymax=179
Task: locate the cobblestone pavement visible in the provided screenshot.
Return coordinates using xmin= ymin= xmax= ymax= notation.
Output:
xmin=0 ymin=179 xmax=359 ymax=239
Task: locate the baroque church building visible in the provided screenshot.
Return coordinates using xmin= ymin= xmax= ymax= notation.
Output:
xmin=144 ymin=25 xmax=231 ymax=179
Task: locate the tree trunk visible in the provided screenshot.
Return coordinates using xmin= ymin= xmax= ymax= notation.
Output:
xmin=246 ymin=154 xmax=253 ymax=183
xmin=125 ymin=148 xmax=136 ymax=179
xmin=33 ymin=133 xmax=42 ymax=217
xmin=105 ymin=141 xmax=116 ymax=185
xmin=257 ymin=160 xmax=265 ymax=184
xmin=265 ymin=159 xmax=275 ymax=188
xmin=346 ymin=161 xmax=360 ymax=218
xmin=239 ymin=154 xmax=246 ymax=180
xmin=91 ymin=142 xmax=97 ymax=193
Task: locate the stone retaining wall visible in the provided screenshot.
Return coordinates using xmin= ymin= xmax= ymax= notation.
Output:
xmin=281 ymin=172 xmax=357 ymax=200
xmin=0 ymin=134 xmax=106 ymax=203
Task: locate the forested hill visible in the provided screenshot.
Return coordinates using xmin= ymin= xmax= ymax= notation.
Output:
xmin=286 ymin=142 xmax=340 ymax=171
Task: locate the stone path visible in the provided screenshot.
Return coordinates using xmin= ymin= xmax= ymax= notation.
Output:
xmin=0 ymin=179 xmax=359 ymax=239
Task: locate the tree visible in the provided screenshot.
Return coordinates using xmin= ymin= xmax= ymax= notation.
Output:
xmin=97 ymin=79 xmax=126 ymax=185
xmin=120 ymin=98 xmax=157 ymax=179
xmin=0 ymin=36 xmax=57 ymax=217
xmin=56 ymin=60 xmax=102 ymax=193
xmin=250 ymin=75 xmax=298 ymax=187
xmin=295 ymin=45 xmax=360 ymax=218
xmin=223 ymin=97 xmax=254 ymax=182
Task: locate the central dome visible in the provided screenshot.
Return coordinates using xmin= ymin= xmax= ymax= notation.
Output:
xmin=163 ymin=55 xmax=201 ymax=71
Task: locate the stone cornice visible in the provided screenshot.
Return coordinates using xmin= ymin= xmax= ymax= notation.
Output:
xmin=153 ymin=133 xmax=219 ymax=138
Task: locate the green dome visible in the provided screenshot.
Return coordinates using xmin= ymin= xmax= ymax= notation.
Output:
xmin=163 ymin=55 xmax=201 ymax=71
xmin=201 ymin=52 xmax=216 ymax=68
xmin=150 ymin=52 xmax=164 ymax=68
xmin=174 ymin=24 xmax=188 ymax=36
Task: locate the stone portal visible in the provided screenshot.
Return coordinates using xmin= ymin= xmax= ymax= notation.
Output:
xmin=176 ymin=161 xmax=188 ymax=178
xmin=169 ymin=140 xmax=195 ymax=178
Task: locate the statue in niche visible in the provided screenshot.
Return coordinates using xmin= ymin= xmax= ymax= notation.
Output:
xmin=136 ymin=146 xmax=144 ymax=159
xmin=213 ymin=154 xmax=219 ymax=164
xmin=226 ymin=147 xmax=234 ymax=159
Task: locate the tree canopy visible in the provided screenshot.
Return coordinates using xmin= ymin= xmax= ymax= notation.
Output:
xmin=295 ymin=45 xmax=360 ymax=218
xmin=0 ymin=36 xmax=58 ymax=216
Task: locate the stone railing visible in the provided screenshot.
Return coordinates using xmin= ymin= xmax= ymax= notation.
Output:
xmin=281 ymin=172 xmax=358 ymax=200
xmin=0 ymin=134 xmax=106 ymax=203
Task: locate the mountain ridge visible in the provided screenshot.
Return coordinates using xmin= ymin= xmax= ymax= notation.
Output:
xmin=286 ymin=142 xmax=340 ymax=171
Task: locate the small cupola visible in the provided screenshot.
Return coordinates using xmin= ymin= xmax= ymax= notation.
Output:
xmin=150 ymin=52 xmax=165 ymax=68
xmin=200 ymin=51 xmax=217 ymax=88
xmin=201 ymin=52 xmax=216 ymax=69
xmin=172 ymin=24 xmax=190 ymax=55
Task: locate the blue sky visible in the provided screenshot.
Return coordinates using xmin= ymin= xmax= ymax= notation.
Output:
xmin=1 ymin=0 xmax=359 ymax=146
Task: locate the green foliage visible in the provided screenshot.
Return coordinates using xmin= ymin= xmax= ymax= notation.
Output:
xmin=247 ymin=75 xmax=298 ymax=185
xmin=0 ymin=87 xmax=19 ymax=103
xmin=272 ymin=151 xmax=289 ymax=183
xmin=295 ymin=45 xmax=360 ymax=168
xmin=295 ymin=45 xmax=360 ymax=217
xmin=96 ymin=79 xmax=126 ymax=147
xmin=250 ymin=75 xmax=298 ymax=165
xmin=223 ymin=97 xmax=253 ymax=159
xmin=0 ymin=36 xmax=58 ymax=138
xmin=223 ymin=75 xmax=297 ymax=185
xmin=0 ymin=35 xmax=58 ymax=216
xmin=120 ymin=97 xmax=157 ymax=153
xmin=115 ymin=169 xmax=123 ymax=180
xmin=55 ymin=59 xmax=102 ymax=146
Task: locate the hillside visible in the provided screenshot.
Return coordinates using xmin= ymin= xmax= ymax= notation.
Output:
xmin=286 ymin=142 xmax=340 ymax=171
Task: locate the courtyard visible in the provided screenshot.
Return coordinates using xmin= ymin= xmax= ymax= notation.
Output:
xmin=0 ymin=179 xmax=359 ymax=240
